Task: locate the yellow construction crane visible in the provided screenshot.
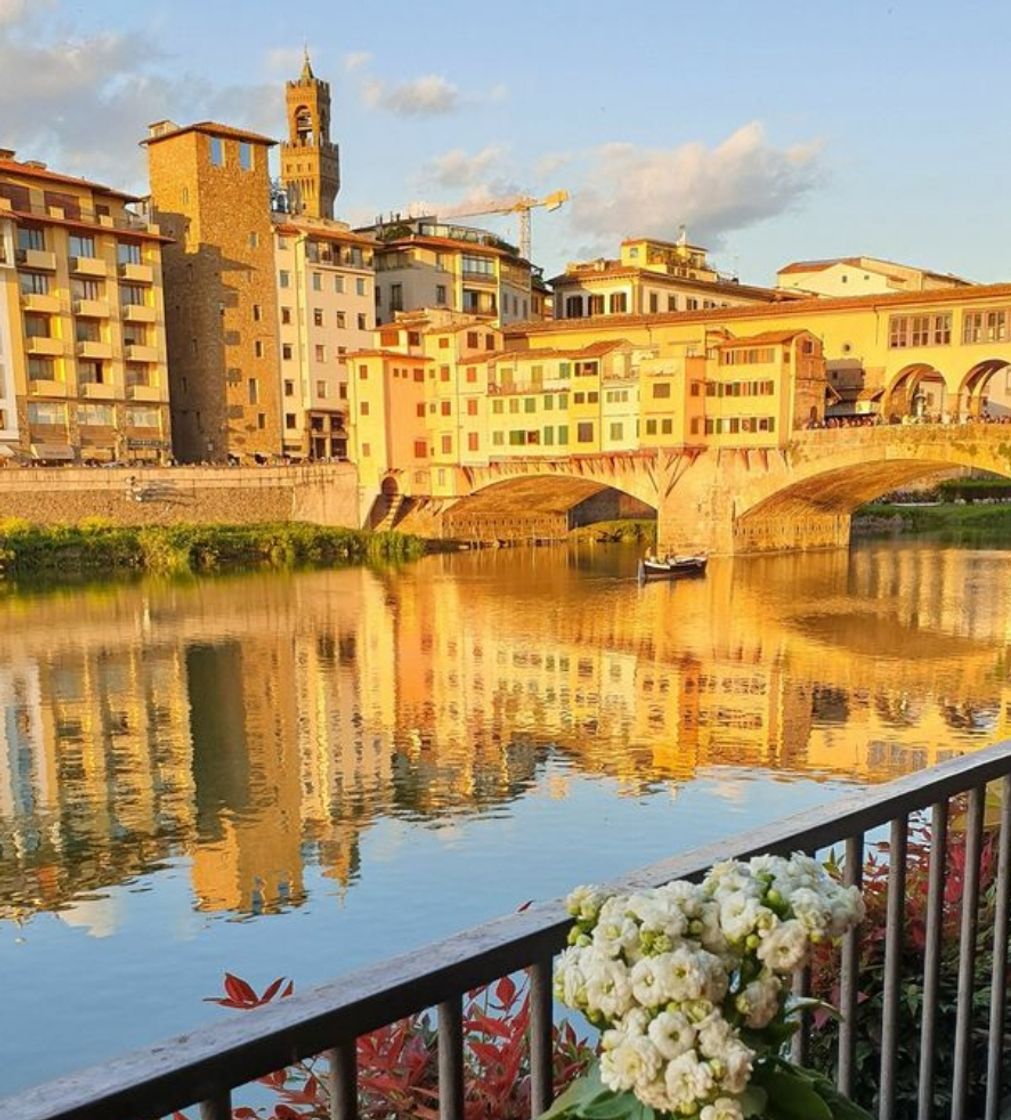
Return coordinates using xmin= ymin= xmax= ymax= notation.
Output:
xmin=444 ymin=190 xmax=569 ymax=261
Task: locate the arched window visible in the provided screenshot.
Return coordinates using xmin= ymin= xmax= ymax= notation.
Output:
xmin=295 ymin=107 xmax=313 ymax=145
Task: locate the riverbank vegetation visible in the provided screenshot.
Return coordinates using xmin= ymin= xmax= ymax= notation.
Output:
xmin=568 ymin=518 xmax=657 ymax=544
xmin=853 ymin=501 xmax=1011 ymax=539
xmin=0 ymin=519 xmax=426 ymax=576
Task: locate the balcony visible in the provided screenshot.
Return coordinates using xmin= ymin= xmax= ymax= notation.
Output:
xmin=125 ymin=343 xmax=158 ymax=363
xmin=21 ymin=292 xmax=61 ymax=314
xmin=28 ymin=379 xmax=67 ymax=397
xmin=76 ymin=340 xmax=113 ymax=360
xmin=127 ymin=383 xmax=163 ymax=402
xmin=80 ymin=382 xmax=116 ymax=400
xmin=74 ymin=298 xmax=110 ymax=318
xmin=17 ymin=248 xmax=56 ymax=271
xmin=70 ymin=256 xmax=107 ymax=278
xmin=118 ymin=262 xmax=153 ymax=284
xmin=123 ymin=303 xmax=156 ymax=323
xmin=25 ymin=336 xmax=64 ymax=357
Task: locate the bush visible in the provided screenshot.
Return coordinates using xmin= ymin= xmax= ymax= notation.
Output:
xmin=809 ymin=807 xmax=1007 ymax=1118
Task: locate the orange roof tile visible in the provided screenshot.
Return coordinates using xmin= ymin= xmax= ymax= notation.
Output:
xmin=346 ymin=349 xmax=434 ymax=361
xmin=0 ymin=158 xmax=139 ymax=200
xmin=141 ymin=121 xmax=277 ymax=147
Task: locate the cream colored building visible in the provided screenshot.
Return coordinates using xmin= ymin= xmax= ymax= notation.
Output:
xmin=274 ymin=216 xmax=376 ymax=459
xmin=776 ymin=256 xmax=973 ymax=298
xmin=0 ymin=152 xmax=171 ymax=463
xmin=550 ymin=234 xmax=795 ymax=321
xmin=361 ymin=217 xmax=538 ymax=327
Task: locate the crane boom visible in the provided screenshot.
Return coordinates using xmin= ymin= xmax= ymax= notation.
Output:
xmin=439 ymin=189 xmax=569 ymax=260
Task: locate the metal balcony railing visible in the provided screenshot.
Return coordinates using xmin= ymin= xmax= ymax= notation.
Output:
xmin=7 ymin=741 xmax=1011 ymax=1120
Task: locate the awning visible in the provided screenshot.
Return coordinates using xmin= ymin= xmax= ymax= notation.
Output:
xmin=30 ymin=443 xmax=74 ymax=460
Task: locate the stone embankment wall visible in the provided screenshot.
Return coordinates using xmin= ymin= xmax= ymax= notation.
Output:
xmin=0 ymin=463 xmax=361 ymax=527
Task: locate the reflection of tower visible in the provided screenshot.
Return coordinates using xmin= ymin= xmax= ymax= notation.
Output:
xmin=280 ymin=49 xmax=340 ymax=218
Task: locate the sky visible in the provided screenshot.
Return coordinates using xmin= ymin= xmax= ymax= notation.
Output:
xmin=1 ymin=0 xmax=1008 ymax=285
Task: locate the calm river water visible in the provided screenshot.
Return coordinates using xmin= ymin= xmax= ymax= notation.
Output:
xmin=2 ymin=540 xmax=1010 ymax=1092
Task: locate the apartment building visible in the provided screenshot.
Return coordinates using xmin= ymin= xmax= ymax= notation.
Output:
xmin=550 ymin=233 xmax=796 ymax=322
xmin=273 ymin=218 xmax=375 ymax=460
xmin=360 ymin=216 xmax=540 ymax=327
xmin=145 ymin=121 xmax=281 ymax=463
xmin=776 ymin=256 xmax=973 ymax=298
xmin=0 ymin=152 xmax=171 ymax=463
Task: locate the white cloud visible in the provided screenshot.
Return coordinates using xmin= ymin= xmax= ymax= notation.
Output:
xmin=362 ymin=73 xmax=460 ymax=116
xmin=571 ymin=122 xmax=821 ymax=247
xmin=265 ymin=46 xmax=305 ymax=75
xmin=534 ymin=150 xmax=574 ymax=180
xmin=0 ymin=4 xmax=285 ymax=189
xmin=422 ymin=145 xmax=505 ymax=189
xmin=343 ymin=50 xmax=372 ymax=73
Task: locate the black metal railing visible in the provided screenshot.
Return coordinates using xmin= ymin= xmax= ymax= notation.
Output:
xmin=7 ymin=741 xmax=1011 ymax=1120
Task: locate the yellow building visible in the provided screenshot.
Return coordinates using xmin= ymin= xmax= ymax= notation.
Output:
xmin=0 ymin=151 xmax=172 ymax=463
xmin=550 ymin=232 xmax=798 ymax=322
xmin=362 ymin=216 xmax=540 ymax=327
xmin=145 ymin=120 xmax=282 ymax=463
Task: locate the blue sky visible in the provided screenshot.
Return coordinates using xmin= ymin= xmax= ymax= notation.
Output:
xmin=1 ymin=0 xmax=1007 ymax=283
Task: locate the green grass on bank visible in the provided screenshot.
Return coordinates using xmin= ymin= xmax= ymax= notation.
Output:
xmin=854 ymin=501 xmax=1011 ymax=538
xmin=0 ymin=519 xmax=427 ymax=577
xmin=568 ymin=518 xmax=658 ymax=544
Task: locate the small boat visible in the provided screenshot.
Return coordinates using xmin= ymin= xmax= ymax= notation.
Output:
xmin=638 ymin=554 xmax=708 ymax=580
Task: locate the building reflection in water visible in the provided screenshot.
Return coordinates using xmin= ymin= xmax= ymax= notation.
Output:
xmin=1 ymin=542 xmax=1010 ymax=926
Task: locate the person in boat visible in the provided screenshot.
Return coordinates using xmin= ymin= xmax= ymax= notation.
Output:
xmin=645 ymin=547 xmax=657 ymax=562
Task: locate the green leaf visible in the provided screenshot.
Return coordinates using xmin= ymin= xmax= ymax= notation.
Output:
xmin=753 ymin=1062 xmax=833 ymax=1120
xmin=538 ymin=1064 xmax=609 ymax=1119
xmin=740 ymin=1084 xmax=769 ymax=1117
xmin=582 ymin=1091 xmax=643 ymax=1119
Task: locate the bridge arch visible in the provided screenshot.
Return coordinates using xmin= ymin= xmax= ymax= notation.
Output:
xmin=883 ymin=363 xmax=949 ymax=421
xmin=959 ymin=358 xmax=1011 ymax=419
xmin=730 ymin=426 xmax=1011 ymax=553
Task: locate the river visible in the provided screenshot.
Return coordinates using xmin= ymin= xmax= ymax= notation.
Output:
xmin=2 ymin=540 xmax=1010 ymax=1093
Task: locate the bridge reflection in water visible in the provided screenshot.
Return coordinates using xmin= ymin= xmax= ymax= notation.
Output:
xmin=1 ymin=542 xmax=1009 ymax=928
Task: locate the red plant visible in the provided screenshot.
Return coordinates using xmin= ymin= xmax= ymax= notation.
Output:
xmin=198 ymin=969 xmax=593 ymax=1120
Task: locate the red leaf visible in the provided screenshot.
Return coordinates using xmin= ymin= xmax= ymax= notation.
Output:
xmin=495 ymin=975 xmax=517 ymax=1007
xmin=516 ymin=900 xmax=533 ymax=912
xmin=233 ymin=1109 xmax=258 ymax=1119
xmin=281 ymin=979 xmax=295 ymax=998
xmin=259 ymin=977 xmax=286 ymax=1005
xmin=224 ymin=973 xmax=259 ymax=1007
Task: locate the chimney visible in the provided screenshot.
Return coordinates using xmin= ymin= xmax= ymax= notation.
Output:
xmin=23 ymin=160 xmax=47 ymax=170
xmin=147 ymin=120 xmax=179 ymax=139
xmin=0 ymin=148 xmax=14 ymax=161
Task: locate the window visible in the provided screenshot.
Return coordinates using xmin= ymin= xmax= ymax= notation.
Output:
xmin=254 ymin=340 xmax=263 ymax=358
xmin=209 ymin=136 xmax=224 ymax=166
xmin=543 ymin=426 xmax=554 ymax=446
xmin=466 ymin=366 xmax=478 ymax=383
xmin=279 ymin=270 xmax=291 ymax=288
xmin=649 ymin=294 xmax=659 ymax=314
xmin=690 ymin=417 xmax=700 ymax=435
xmin=353 ymin=277 xmax=365 ymax=297
xmin=686 ymin=298 xmax=698 ymax=311
xmin=933 ymin=314 xmax=952 ymax=345
xmin=120 ymin=284 xmax=146 ymax=307
xmin=668 ymin=295 xmax=678 ymax=312
xmin=125 ymin=407 xmax=159 ymax=429
xmin=440 ymin=401 xmax=451 ymax=416
xmin=281 ymin=306 xmax=292 ymax=325
xmin=20 ymin=271 xmax=49 ymax=295
xmin=610 ymin=422 xmax=623 ymax=440
xmin=317 ymin=380 xmax=327 ymax=398
xmin=492 ymin=399 xmax=504 ymax=414
xmin=413 ymin=368 xmax=424 ymax=382
xmin=239 ymin=142 xmax=253 ymax=171
xmin=117 ymin=242 xmax=141 ymax=266
xmin=508 ymin=430 xmax=526 ymax=446
xmin=652 ymin=383 xmax=671 ymax=399
xmin=284 ymin=379 xmax=294 ymax=396
xmin=608 ymin=292 xmax=628 ymax=314
xmin=360 ymin=401 xmax=370 ymax=416
xmin=509 ymin=398 xmax=520 ymax=413
xmin=492 ymin=431 xmax=504 ymax=446
xmin=565 ymin=296 xmax=584 ymax=319
xmin=357 ymin=313 xmax=367 ymax=330
xmin=557 ymin=425 xmax=569 ymax=445
xmin=315 ymin=344 xmax=326 ymax=362
xmin=310 ymin=272 xmax=322 ymax=292
xmin=285 ymin=413 xmax=297 ymax=429
xmin=462 ymin=255 xmax=494 ymax=276
xmin=28 ymin=401 xmax=66 ymax=426
xmin=27 ymin=356 xmax=55 ymax=381
xmin=257 ymin=413 xmax=266 ymax=430
xmin=645 ymin=419 xmax=657 ymax=435
xmin=577 ymin=421 xmax=594 ymax=443
xmin=485 ymin=334 xmax=495 ymax=351
xmin=524 ymin=398 xmax=536 ymax=413
xmin=440 ymin=365 xmax=450 ymax=382
xmin=441 ymin=435 xmax=452 ymax=454
xmin=26 ymin=315 xmax=51 ymax=338
xmin=588 ymin=295 xmax=605 ymax=316
xmin=468 ymin=432 xmax=479 ymax=452
xmin=544 ymin=394 xmax=553 ymax=410
xmin=559 ymin=361 xmax=571 ymax=379
xmin=249 ymin=232 xmax=259 ymax=249
xmin=358 ymin=365 xmax=369 ymax=380
xmin=461 ymin=398 xmax=477 ymax=417
xmin=282 ymin=344 xmax=293 ymax=360
xmin=661 ymin=418 xmax=673 ymax=435
xmin=71 ymin=278 xmax=100 ymax=301
xmin=247 ymin=378 xmax=258 ymax=404
xmin=333 ymin=276 xmax=344 ymax=294
xmin=78 ymin=404 xmax=114 ymax=427
xmin=416 ymin=403 xmax=426 ymax=418
xmin=252 ymin=303 xmax=262 ymax=322
xmin=18 ymin=226 xmax=45 ymax=251
xmin=414 ymin=440 xmax=428 ymax=458
xmin=361 ymin=443 xmax=371 ymax=457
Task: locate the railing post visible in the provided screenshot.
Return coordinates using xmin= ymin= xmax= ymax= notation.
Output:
xmin=917 ymin=799 xmax=949 ymax=1120
xmin=199 ymin=1090 xmax=232 ymax=1120
xmin=439 ymin=996 xmax=465 ymax=1120
xmin=328 ymin=1038 xmax=358 ymax=1120
xmin=952 ymin=786 xmax=986 ymax=1120
xmin=985 ymin=776 xmax=1011 ymax=1120
xmin=879 ymin=813 xmax=908 ymax=1120
xmin=530 ymin=958 xmax=554 ymax=1117
xmin=837 ymin=832 xmax=864 ymax=1098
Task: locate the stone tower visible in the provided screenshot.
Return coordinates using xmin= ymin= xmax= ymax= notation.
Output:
xmin=280 ymin=49 xmax=340 ymax=219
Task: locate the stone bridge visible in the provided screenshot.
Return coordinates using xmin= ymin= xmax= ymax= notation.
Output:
xmin=437 ymin=424 xmax=1011 ymax=553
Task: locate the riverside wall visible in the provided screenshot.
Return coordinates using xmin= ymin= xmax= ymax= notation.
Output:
xmin=0 ymin=463 xmax=361 ymax=528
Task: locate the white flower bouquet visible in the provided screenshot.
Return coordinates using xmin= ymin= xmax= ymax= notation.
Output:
xmin=545 ymin=853 xmax=870 ymax=1120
